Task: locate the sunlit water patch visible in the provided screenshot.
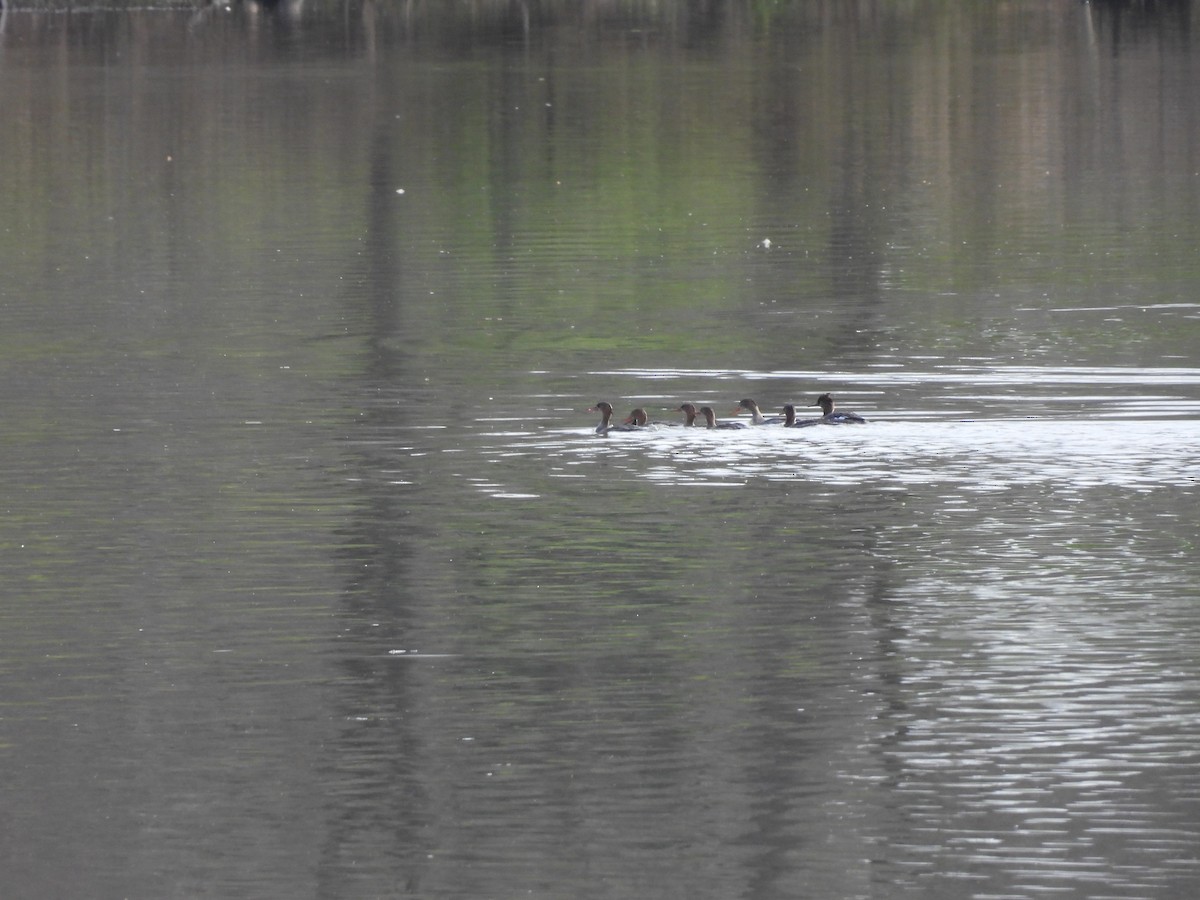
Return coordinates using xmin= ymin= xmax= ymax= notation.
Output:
xmin=457 ymin=364 xmax=1200 ymax=504
xmin=474 ymin=418 xmax=1199 ymax=496
xmin=862 ymin=579 xmax=1200 ymax=898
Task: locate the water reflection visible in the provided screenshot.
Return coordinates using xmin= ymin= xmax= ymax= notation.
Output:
xmin=1088 ymin=0 xmax=1195 ymax=47
xmin=2 ymin=1 xmax=1200 ymax=898
xmin=869 ymin=572 xmax=1200 ymax=896
xmin=443 ymin=364 xmax=1200 ymax=896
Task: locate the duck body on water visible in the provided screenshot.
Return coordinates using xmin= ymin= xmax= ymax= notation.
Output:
xmin=623 ymin=408 xmax=651 ymax=428
xmin=590 ymin=402 xmax=658 ymax=434
xmin=782 ymin=404 xmax=822 ymax=428
xmin=590 ymin=394 xmax=868 ymax=433
xmin=699 ymin=406 xmax=746 ymax=429
xmin=734 ymin=399 xmax=786 ymax=425
xmin=813 ymin=393 xmax=867 ymax=424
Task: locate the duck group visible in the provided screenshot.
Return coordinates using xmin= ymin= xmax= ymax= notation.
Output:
xmin=590 ymin=394 xmax=867 ymax=433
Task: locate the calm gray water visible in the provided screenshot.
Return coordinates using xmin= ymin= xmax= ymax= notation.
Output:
xmin=2 ymin=1 xmax=1200 ymax=898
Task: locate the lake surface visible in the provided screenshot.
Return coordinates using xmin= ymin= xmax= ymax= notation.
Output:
xmin=2 ymin=1 xmax=1200 ymax=897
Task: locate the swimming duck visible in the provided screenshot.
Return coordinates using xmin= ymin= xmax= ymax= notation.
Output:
xmin=590 ymin=402 xmax=653 ymax=434
xmin=700 ymin=406 xmax=746 ymax=429
xmin=590 ymin=401 xmax=615 ymax=433
xmin=781 ymin=404 xmax=821 ymax=428
xmin=677 ymin=403 xmax=699 ymax=427
xmin=813 ymin=393 xmax=867 ymax=424
xmin=733 ymin=398 xmax=785 ymax=425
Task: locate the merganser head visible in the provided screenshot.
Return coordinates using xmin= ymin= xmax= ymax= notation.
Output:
xmin=624 ymin=408 xmax=649 ymax=427
xmin=813 ymin=393 xmax=834 ymax=415
xmin=735 ymin=398 xmax=760 ymax=415
xmin=699 ymin=406 xmax=717 ymax=427
xmin=590 ymin=401 xmax=615 ymax=433
xmin=678 ymin=403 xmax=698 ymax=426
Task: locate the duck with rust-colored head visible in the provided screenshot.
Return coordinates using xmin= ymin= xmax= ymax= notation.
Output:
xmin=589 ymin=401 xmax=616 ymax=433
xmin=700 ymin=406 xmax=746 ymax=429
xmin=622 ymin=408 xmax=652 ymax=428
xmin=590 ymin=402 xmax=654 ymax=434
xmin=677 ymin=403 xmax=699 ymax=427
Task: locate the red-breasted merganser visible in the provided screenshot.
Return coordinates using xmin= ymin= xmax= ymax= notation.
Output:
xmin=677 ymin=403 xmax=699 ymax=426
xmin=781 ymin=404 xmax=821 ymax=427
xmin=590 ymin=401 xmax=615 ymax=433
xmin=700 ymin=406 xmax=746 ymax=429
xmin=813 ymin=393 xmax=867 ymax=424
xmin=590 ymin=402 xmax=652 ymax=434
xmin=733 ymin=398 xmax=785 ymax=425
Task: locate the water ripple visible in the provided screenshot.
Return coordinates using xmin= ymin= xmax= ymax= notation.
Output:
xmin=476 ymin=418 xmax=1200 ymax=495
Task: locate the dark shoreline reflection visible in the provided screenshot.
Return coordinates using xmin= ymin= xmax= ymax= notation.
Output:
xmin=2 ymin=1 xmax=1200 ymax=898
xmin=325 ymin=433 xmax=911 ymax=894
xmin=1087 ymin=0 xmax=1193 ymax=38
